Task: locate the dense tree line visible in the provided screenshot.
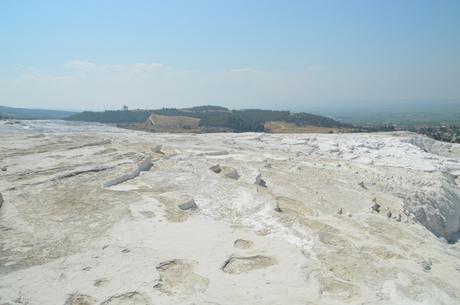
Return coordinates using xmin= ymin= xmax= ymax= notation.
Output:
xmin=67 ymin=110 xmax=152 ymax=123
xmin=360 ymin=125 xmax=396 ymax=132
xmin=285 ymin=112 xmax=351 ymax=128
xmin=154 ymin=108 xmax=350 ymax=131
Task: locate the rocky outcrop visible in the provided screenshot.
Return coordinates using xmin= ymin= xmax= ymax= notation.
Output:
xmin=371 ymin=198 xmax=381 ymax=213
xmin=254 ymin=174 xmax=267 ymax=187
xmin=402 ymin=134 xmax=451 ymax=157
xmin=403 ymin=175 xmax=460 ymax=242
xmin=210 ymin=164 xmax=221 ymax=173
xmin=153 ymin=144 xmax=163 ymax=154
xmin=178 ymin=199 xmax=198 ymax=210
xmin=103 ymin=156 xmax=152 ymax=187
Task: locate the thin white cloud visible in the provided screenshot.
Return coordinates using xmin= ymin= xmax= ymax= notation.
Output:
xmin=64 ymin=61 xmax=166 ymax=73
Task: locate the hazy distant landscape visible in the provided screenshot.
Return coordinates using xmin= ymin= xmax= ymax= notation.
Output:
xmin=2 ymin=117 xmax=460 ymax=305
xmin=326 ymin=102 xmax=460 ymax=127
xmin=67 ymin=105 xmax=351 ymax=132
xmin=0 ymin=105 xmax=76 ymax=120
xmin=2 ymin=103 xmax=460 ymax=142
xmin=2 ymin=1 xmax=460 ymax=305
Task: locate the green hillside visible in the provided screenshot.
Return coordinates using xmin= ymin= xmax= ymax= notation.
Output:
xmin=66 ymin=106 xmax=351 ymax=132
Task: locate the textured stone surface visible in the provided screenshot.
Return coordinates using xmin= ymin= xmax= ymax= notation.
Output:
xmin=0 ymin=121 xmax=460 ymax=305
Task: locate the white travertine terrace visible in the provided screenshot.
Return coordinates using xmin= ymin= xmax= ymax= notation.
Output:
xmin=1 ymin=120 xmax=460 ymax=305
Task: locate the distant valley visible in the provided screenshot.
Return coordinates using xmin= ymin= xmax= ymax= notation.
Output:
xmin=0 ymin=105 xmax=76 ymax=120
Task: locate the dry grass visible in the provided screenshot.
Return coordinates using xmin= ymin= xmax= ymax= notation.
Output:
xmin=264 ymin=121 xmax=352 ymax=134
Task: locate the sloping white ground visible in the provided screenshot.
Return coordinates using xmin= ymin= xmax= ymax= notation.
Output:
xmin=0 ymin=120 xmax=460 ymax=305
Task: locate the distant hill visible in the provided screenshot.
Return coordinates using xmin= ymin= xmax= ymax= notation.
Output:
xmin=67 ymin=110 xmax=152 ymax=123
xmin=0 ymin=105 xmax=76 ymax=119
xmin=67 ymin=105 xmax=351 ymax=132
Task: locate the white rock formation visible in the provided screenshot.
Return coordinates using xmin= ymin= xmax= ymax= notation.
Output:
xmin=254 ymin=173 xmax=267 ymax=187
xmin=102 ymin=156 xmax=152 ymax=187
xmin=0 ymin=121 xmax=460 ymax=305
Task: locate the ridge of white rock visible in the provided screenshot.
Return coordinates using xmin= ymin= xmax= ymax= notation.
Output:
xmin=0 ymin=121 xmax=460 ymax=305
xmin=102 ymin=156 xmax=153 ymax=187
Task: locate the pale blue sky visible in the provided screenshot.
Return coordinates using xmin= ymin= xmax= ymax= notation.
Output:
xmin=1 ymin=0 xmax=459 ymax=111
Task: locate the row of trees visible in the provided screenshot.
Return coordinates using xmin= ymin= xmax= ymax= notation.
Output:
xmin=67 ymin=110 xmax=152 ymax=123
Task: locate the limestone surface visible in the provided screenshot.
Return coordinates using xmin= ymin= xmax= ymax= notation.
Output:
xmin=1 ymin=120 xmax=460 ymax=305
